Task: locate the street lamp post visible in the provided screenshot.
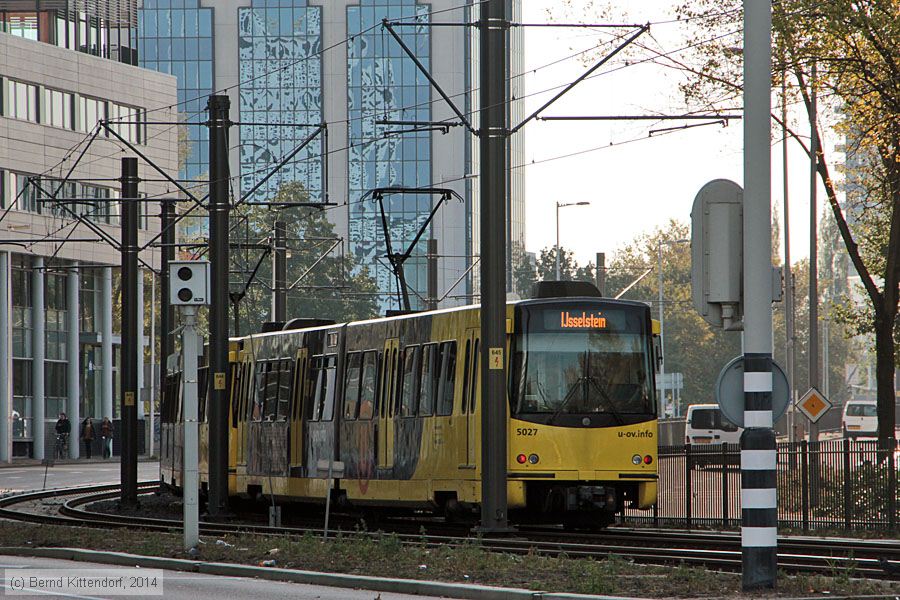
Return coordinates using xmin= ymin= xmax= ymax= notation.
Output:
xmin=657 ymin=238 xmax=690 ymax=417
xmin=555 ymin=201 xmax=590 ymax=280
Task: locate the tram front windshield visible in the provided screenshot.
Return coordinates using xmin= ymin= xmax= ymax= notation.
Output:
xmin=511 ymin=304 xmax=655 ymax=419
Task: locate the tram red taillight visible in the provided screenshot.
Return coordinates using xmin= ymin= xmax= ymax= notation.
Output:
xmin=516 ymin=454 xmax=528 ymax=464
xmin=643 ymin=455 xmax=653 ymax=465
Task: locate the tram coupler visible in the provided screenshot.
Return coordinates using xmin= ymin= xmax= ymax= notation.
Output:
xmin=565 ymin=485 xmax=616 ymax=512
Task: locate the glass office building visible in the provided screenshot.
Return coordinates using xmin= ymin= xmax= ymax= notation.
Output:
xmin=138 ymin=0 xmax=213 ymax=189
xmin=237 ymin=0 xmax=323 ymax=204
xmin=347 ymin=0 xmax=432 ymax=306
xmin=136 ymin=0 xmax=524 ymax=311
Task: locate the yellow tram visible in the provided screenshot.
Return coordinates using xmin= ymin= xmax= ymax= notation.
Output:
xmin=160 ymin=285 xmax=660 ymax=527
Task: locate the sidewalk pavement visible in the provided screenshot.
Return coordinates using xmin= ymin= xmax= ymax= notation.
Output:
xmin=0 ymin=457 xmax=158 ymax=468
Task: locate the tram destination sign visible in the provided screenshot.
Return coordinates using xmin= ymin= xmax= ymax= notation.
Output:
xmin=558 ymin=311 xmax=608 ymax=329
xmin=532 ymin=304 xmax=644 ymax=334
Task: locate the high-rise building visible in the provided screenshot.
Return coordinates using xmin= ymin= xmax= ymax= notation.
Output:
xmin=0 ymin=2 xmax=179 ymax=460
xmin=137 ymin=0 xmax=525 ymax=311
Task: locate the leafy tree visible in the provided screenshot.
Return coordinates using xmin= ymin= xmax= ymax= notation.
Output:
xmin=606 ymin=220 xmax=742 ymax=414
xmin=510 ymin=242 xmax=597 ymax=299
xmin=550 ymin=1 xmax=900 ymax=443
xmin=229 ymin=182 xmax=379 ymax=334
xmin=774 ymin=256 xmax=858 ymax=415
xmin=511 ymin=241 xmax=537 ymax=298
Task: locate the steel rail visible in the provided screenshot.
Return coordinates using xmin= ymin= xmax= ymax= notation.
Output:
xmin=0 ymin=483 xmax=895 ymax=580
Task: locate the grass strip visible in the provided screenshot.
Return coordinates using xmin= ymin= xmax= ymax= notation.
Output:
xmin=0 ymin=520 xmax=895 ymax=598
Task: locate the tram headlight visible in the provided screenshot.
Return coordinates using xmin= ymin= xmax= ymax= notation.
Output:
xmin=528 ymin=453 xmax=539 ymax=464
xmin=631 ymin=454 xmax=642 ymax=465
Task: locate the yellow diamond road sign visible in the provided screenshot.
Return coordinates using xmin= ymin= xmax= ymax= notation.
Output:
xmin=797 ymin=387 xmax=831 ymax=423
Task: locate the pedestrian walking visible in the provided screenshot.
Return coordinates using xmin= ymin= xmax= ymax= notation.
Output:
xmin=100 ymin=417 xmax=114 ymax=459
xmin=81 ymin=417 xmax=95 ymax=459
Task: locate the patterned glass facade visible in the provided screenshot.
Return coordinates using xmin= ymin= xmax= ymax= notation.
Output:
xmin=347 ymin=0 xmax=431 ymax=309
xmin=238 ymin=0 xmax=323 ymax=204
xmin=137 ymin=0 xmax=213 ymax=185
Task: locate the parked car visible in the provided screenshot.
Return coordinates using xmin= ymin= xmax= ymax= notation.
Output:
xmin=685 ymin=404 xmax=741 ymax=469
xmin=685 ymin=404 xmax=742 ymax=444
xmin=842 ymin=400 xmax=878 ymax=438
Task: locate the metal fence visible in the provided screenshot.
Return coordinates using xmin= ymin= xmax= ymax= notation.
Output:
xmin=624 ymin=439 xmax=898 ymax=533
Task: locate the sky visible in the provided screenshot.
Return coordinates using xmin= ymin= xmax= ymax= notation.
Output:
xmin=520 ymin=0 xmax=837 ymax=267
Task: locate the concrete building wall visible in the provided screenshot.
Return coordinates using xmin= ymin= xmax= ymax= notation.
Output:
xmin=0 ymin=31 xmax=179 ymax=460
xmin=1 ymin=33 xmax=178 ymax=264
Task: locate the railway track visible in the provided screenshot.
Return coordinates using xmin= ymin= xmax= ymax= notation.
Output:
xmin=1 ymin=483 xmax=897 ymax=581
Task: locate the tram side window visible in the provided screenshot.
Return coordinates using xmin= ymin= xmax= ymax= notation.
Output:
xmin=162 ymin=375 xmax=173 ymax=422
xmin=461 ymin=340 xmax=471 ymax=414
xmin=400 ymin=346 xmax=421 ymax=417
xmin=470 ymin=339 xmax=481 ymax=413
xmin=307 ymin=358 xmax=321 ymax=421
xmin=378 ymin=350 xmax=390 ymax=419
xmin=277 ymin=358 xmax=293 ymax=421
xmin=198 ymin=366 xmax=208 ymax=422
xmin=391 ymin=348 xmax=399 ymax=417
xmin=252 ymin=361 xmax=270 ymax=421
xmin=436 ymin=341 xmax=457 ymax=416
xmin=419 ymin=343 xmax=438 ymax=416
xmin=359 ymin=351 xmax=378 ymax=420
xmin=343 ymin=352 xmax=362 ymax=420
xmin=292 ymin=356 xmax=305 ymax=421
xmin=231 ymin=363 xmax=243 ymax=427
xmin=311 ymin=356 xmax=337 ymax=421
xmin=265 ymin=361 xmax=281 ymax=420
xmin=321 ymin=356 xmax=337 ymax=421
xmin=241 ymin=362 xmax=253 ymax=422
xmin=176 ymin=373 xmax=184 ymax=422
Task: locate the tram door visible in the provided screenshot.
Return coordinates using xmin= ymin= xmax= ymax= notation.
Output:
xmin=235 ymin=360 xmax=252 ymax=466
xmin=290 ymin=348 xmax=308 ymax=469
xmin=460 ymin=328 xmax=480 ymax=469
xmin=377 ymin=338 xmax=400 ymax=470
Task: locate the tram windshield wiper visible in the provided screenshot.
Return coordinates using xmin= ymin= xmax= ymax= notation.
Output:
xmin=586 ymin=375 xmax=624 ymax=426
xmin=548 ymin=375 xmax=585 ymax=425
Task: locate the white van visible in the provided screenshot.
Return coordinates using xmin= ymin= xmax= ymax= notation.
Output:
xmin=685 ymin=404 xmax=742 ymax=445
xmin=842 ymin=400 xmax=878 ymax=438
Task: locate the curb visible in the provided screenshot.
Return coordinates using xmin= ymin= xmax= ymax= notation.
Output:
xmin=0 ymin=547 xmax=642 ymax=600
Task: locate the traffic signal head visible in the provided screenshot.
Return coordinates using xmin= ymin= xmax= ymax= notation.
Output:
xmin=169 ymin=260 xmax=209 ymax=305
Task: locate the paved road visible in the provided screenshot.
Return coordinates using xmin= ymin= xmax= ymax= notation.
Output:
xmin=0 ymin=555 xmax=447 ymax=600
xmin=0 ymin=462 xmax=160 ymax=494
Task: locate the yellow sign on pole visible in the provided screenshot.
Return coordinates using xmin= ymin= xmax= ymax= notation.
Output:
xmin=797 ymin=387 xmax=831 ymax=423
xmin=489 ymin=347 xmax=504 ymax=370
xmin=124 ymin=392 xmax=135 ymax=407
xmin=214 ymin=372 xmax=226 ymax=390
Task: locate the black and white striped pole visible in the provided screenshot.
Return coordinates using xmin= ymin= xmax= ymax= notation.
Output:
xmin=741 ymin=0 xmax=776 ymax=590
xmin=741 ymin=357 xmax=777 ymax=588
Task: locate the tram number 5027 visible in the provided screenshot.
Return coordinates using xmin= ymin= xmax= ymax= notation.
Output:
xmin=516 ymin=428 xmax=538 ymax=436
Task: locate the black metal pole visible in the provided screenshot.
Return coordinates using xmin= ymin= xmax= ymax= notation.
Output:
xmin=207 ymin=94 xmax=231 ymax=517
xmin=273 ymin=220 xmax=286 ymax=322
xmin=120 ymin=157 xmax=139 ymax=507
xmin=595 ymin=252 xmax=606 ymax=296
xmin=478 ymin=0 xmax=510 ymax=532
xmin=427 ymin=238 xmax=438 ymax=311
xmin=808 ymin=61 xmax=820 ymax=447
xmin=160 ymin=199 xmax=175 ymax=411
